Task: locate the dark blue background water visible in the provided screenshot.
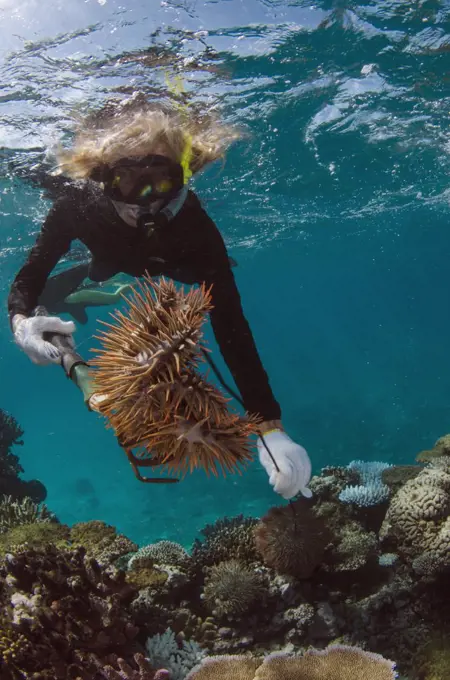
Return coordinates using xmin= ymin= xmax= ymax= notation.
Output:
xmin=1 ymin=0 xmax=450 ymax=546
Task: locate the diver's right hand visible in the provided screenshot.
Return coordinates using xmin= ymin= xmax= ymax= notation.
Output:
xmin=13 ymin=314 xmax=76 ymax=365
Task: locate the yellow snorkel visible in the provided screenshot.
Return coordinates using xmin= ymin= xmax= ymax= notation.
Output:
xmin=165 ymin=71 xmax=194 ymax=185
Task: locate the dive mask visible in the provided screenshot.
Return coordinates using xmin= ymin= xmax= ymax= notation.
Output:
xmin=96 ymin=154 xmax=184 ymax=206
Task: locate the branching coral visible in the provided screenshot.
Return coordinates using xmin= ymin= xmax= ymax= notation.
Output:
xmin=145 ymin=628 xmax=205 ymax=680
xmin=255 ymin=499 xmax=331 ymax=579
xmin=185 ymin=646 xmax=397 ymax=680
xmin=203 ymin=559 xmax=265 ymax=619
xmin=90 ymin=276 xmax=260 ymax=480
xmin=0 ymin=495 xmax=53 ymax=534
xmin=0 ymin=544 xmax=141 ymax=678
xmin=338 ymin=460 xmax=391 ymax=508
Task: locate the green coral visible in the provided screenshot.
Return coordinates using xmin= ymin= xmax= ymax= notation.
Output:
xmin=0 ymin=521 xmax=70 ymax=555
xmin=126 ymin=563 xmax=168 ymax=589
xmin=70 ymin=520 xmax=138 ymax=565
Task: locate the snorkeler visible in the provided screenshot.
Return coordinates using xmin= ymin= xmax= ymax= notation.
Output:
xmin=7 ymin=101 xmax=312 ymax=500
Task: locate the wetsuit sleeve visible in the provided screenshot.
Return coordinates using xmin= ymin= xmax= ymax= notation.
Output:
xmin=7 ymin=198 xmax=74 ymax=324
xmin=192 ymin=208 xmax=281 ymax=422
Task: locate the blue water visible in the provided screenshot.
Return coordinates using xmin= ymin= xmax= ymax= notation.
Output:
xmin=1 ymin=0 xmax=450 ymax=547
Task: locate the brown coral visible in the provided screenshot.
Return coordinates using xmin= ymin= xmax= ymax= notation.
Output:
xmin=90 ymin=276 xmax=260 ymax=480
xmin=255 ymin=499 xmax=331 ymax=579
xmin=70 ymin=520 xmax=138 ymax=565
xmin=0 ymin=544 xmax=140 ymax=679
xmin=416 ymin=434 xmax=450 ymax=463
xmin=380 ymin=460 xmax=450 ymax=571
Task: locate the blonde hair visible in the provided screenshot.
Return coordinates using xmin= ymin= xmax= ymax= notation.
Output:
xmin=56 ymin=100 xmax=242 ymax=180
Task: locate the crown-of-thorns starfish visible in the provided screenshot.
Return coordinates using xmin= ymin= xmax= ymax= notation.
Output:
xmin=90 ymin=275 xmax=261 ymax=479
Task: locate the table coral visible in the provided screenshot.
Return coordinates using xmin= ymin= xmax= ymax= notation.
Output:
xmin=185 ymin=645 xmax=397 ymax=680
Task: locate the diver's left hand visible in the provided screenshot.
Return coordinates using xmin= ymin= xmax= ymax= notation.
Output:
xmin=257 ymin=427 xmax=312 ymax=500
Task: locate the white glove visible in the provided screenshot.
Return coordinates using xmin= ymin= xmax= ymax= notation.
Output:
xmin=257 ymin=429 xmax=312 ymax=500
xmin=13 ymin=315 xmax=76 ymax=365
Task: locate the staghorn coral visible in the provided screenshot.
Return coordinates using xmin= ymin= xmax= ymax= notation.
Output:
xmin=0 ymin=495 xmax=54 ymax=533
xmin=185 ymin=645 xmax=397 ymax=680
xmin=203 ymin=559 xmax=265 ymax=619
xmin=129 ymin=541 xmax=189 ymax=569
xmin=379 ymin=460 xmax=450 ymax=571
xmin=339 ymin=460 xmax=392 ymax=508
xmin=90 ymin=276 xmax=260 ymax=479
xmin=254 ymin=498 xmax=331 ymax=579
xmin=0 ymin=544 xmax=141 ymax=679
xmin=71 ymin=520 xmax=138 ymax=566
xmin=338 ymin=483 xmax=390 ymax=507
xmin=190 ymin=515 xmax=260 ymax=576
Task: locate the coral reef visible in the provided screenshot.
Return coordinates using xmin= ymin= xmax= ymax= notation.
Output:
xmin=0 ymin=544 xmax=141 ymax=678
xmin=90 ymin=276 xmax=260 ymax=480
xmin=203 ymin=559 xmax=265 ymax=619
xmin=3 ymin=442 xmax=450 ymax=680
xmin=254 ymin=498 xmax=331 ymax=579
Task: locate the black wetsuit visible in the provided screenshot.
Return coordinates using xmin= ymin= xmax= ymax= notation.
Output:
xmin=8 ymin=183 xmax=281 ymax=421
